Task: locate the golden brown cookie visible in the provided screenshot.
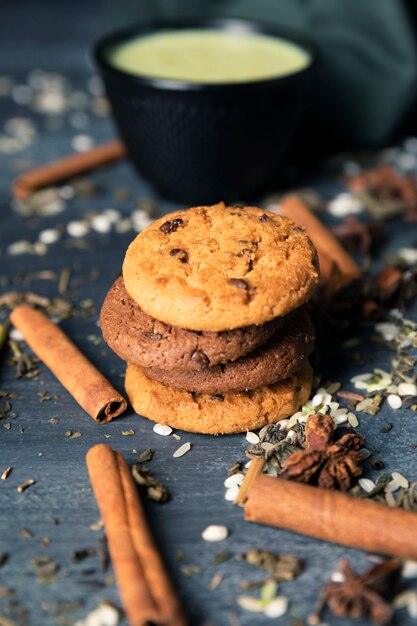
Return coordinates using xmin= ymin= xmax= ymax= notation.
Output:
xmin=125 ymin=361 xmax=313 ymax=435
xmin=100 ymin=276 xmax=283 ymax=370
xmin=122 ymin=203 xmax=319 ymax=331
xmin=144 ymin=308 xmax=314 ymax=392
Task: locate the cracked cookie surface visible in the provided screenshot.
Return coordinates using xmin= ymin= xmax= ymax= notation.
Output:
xmin=144 ymin=308 xmax=314 ymax=392
xmin=100 ymin=276 xmax=283 ymax=370
xmin=125 ymin=362 xmax=313 ymax=434
xmin=122 ymin=203 xmax=319 ymax=331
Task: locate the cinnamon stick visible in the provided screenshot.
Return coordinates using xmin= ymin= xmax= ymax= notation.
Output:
xmin=279 ymin=195 xmax=362 ymax=286
xmin=243 ymin=474 xmax=417 ymax=560
xmin=234 ymin=457 xmax=265 ymax=505
xmin=12 ymin=139 xmax=126 ymax=199
xmin=10 ymin=305 xmax=127 ymax=423
xmin=86 ymin=444 xmax=187 ymax=626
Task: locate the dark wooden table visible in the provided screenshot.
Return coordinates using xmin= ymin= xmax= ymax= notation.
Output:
xmin=1 ymin=2 xmax=416 ymax=625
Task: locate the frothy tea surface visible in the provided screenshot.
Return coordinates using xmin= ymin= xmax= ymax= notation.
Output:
xmin=108 ymin=29 xmax=311 ymax=83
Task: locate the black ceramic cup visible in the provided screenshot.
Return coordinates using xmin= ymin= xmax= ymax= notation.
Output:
xmin=95 ymin=18 xmax=317 ymax=203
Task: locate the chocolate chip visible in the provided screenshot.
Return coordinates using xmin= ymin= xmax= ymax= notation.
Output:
xmin=228 ymin=278 xmax=249 ymax=290
xmin=190 ymin=349 xmax=210 ymax=368
xmin=145 ymin=332 xmax=163 ymax=340
xmin=169 ymin=248 xmax=188 ymax=262
xmin=258 ymin=214 xmax=268 ymax=222
xmin=239 ymin=240 xmax=258 ymax=248
xmin=237 ymin=248 xmax=254 ymax=257
xmin=159 ymin=218 xmax=183 ymax=234
xmin=210 ymin=394 xmax=224 ymax=402
xmin=237 ymin=249 xmax=254 ymax=272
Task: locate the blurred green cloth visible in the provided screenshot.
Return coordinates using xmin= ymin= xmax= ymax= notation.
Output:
xmin=106 ymin=0 xmax=417 ymax=147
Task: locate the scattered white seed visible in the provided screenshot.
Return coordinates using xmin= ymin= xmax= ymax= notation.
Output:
xmin=375 ymin=322 xmax=400 ymax=342
xmin=397 ymin=153 xmax=417 ymax=171
xmin=59 ymin=185 xmax=75 ymax=200
xmin=347 ymin=412 xmax=359 ymax=427
xmin=326 ymin=382 xmax=342 ymax=394
xmin=260 ymin=579 xmax=278 ymax=603
xmin=132 ymin=209 xmax=153 ymax=232
xmin=387 ymin=394 xmax=402 ymax=410
xmin=103 ymin=208 xmax=121 ymax=223
xmin=12 ymin=84 xmax=32 ymax=105
xmin=39 ymin=228 xmax=60 ymax=245
xmin=395 ymin=590 xmax=417 ymax=618
xmin=331 ymin=571 xmax=347 ymax=583
xmin=287 ymin=412 xmax=304 ymax=429
xmin=385 ymin=491 xmax=397 ymax=507
xmin=265 ymin=465 xmax=278 ymax=477
xmin=224 ymin=473 xmax=244 ymax=489
xmin=152 ymin=423 xmax=172 ymax=436
xmin=385 ymin=479 xmax=401 ymax=493
xmin=286 ymin=430 xmax=297 ymax=443
xmin=115 ymin=218 xmax=132 ymax=233
xmin=327 ymin=193 xmax=363 ymax=217
xmin=358 ymin=478 xmax=376 ymax=493
xmin=258 ymin=424 xmax=270 ymax=439
xmin=173 ymin=442 xmax=191 ymax=458
xmin=333 ymin=413 xmax=348 ymax=425
xmin=356 ymin=398 xmax=375 ymax=412
xmin=74 ymin=601 xmax=119 ymax=626
xmin=224 ymin=485 xmax=240 ymax=501
xmin=71 ymin=133 xmax=94 ymax=152
xmin=311 ymin=393 xmax=332 ymax=408
xmin=261 ymin=442 xmax=275 ymax=451
xmin=201 ymin=525 xmax=228 ymax=542
xmin=91 ymin=214 xmax=112 ymax=233
xmin=9 ymin=328 xmax=24 ymax=341
xmin=391 ymin=472 xmax=409 ymax=489
xmin=398 ymin=247 xmax=417 ymax=265
xmin=408 ymin=594 xmax=417 ymax=620
xmin=398 ymin=382 xmax=417 ymax=397
xmin=32 ymin=241 xmax=47 ymax=255
xmin=67 ymin=220 xmax=90 ymax=238
xmin=7 ymin=240 xmax=32 ymax=255
xmin=404 ymin=136 xmax=417 ymax=153
xmin=263 ymin=596 xmax=288 ymax=618
xmin=236 ymin=596 xmax=263 ymax=613
xmin=402 ymin=560 xmax=417 ymax=578
xmin=246 ymin=431 xmax=259 ymax=444
xmin=351 ymin=373 xmax=373 ymax=383
xmin=386 ymin=384 xmax=399 ymax=394
xmin=367 ymin=380 xmax=391 ymax=393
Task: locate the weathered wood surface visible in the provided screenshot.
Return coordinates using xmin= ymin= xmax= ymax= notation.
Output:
xmin=0 ymin=2 xmax=416 ymax=625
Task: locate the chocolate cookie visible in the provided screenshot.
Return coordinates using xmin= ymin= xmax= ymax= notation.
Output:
xmin=100 ymin=277 xmax=283 ymax=371
xmin=123 ymin=203 xmax=319 ymax=331
xmin=125 ymin=362 xmax=313 ymax=435
xmin=144 ymin=309 xmax=314 ymax=392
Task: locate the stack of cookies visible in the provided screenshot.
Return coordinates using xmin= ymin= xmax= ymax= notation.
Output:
xmin=100 ymin=203 xmax=319 ymax=434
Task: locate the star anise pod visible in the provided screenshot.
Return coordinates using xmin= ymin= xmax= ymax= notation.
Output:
xmin=281 ymin=413 xmax=364 ymax=491
xmin=311 ymin=559 xmax=402 ymax=625
xmin=348 ymin=164 xmax=417 ymax=222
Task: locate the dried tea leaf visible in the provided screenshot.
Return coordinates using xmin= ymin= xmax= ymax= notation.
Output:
xmin=31 ymin=556 xmax=60 ymax=584
xmin=212 ymin=550 xmax=231 ymax=566
xmin=131 ymin=465 xmax=169 ymax=503
xmin=137 ymin=448 xmax=153 ymax=464
xmin=237 ymin=550 xmax=302 ymax=581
